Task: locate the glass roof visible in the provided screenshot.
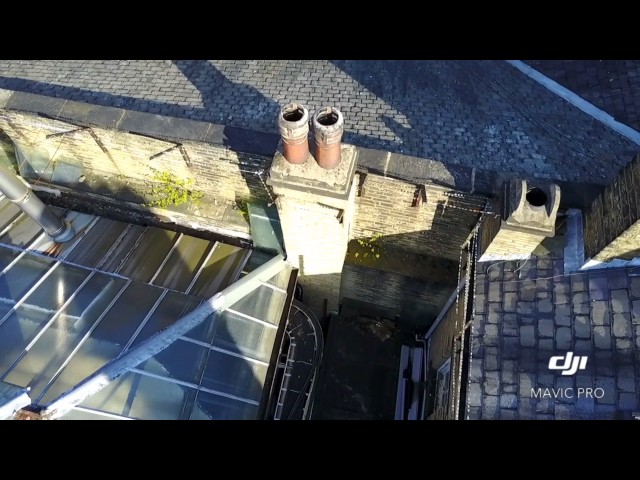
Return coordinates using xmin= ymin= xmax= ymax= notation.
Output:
xmin=0 ymin=196 xmax=293 ymax=420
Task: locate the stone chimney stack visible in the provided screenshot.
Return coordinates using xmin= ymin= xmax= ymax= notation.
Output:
xmin=268 ymin=105 xmax=356 ymax=319
xmin=479 ymin=178 xmax=561 ymax=261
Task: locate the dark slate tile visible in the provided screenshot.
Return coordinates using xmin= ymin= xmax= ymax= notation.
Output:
xmin=499 ymin=409 xmax=518 ymax=420
xmin=554 ymin=304 xmax=572 ymax=326
xmin=503 ymin=292 xmax=518 ymax=312
xmin=488 ymin=283 xmax=501 ymax=302
xmin=535 ymin=398 xmax=554 ymax=414
xmin=556 ymin=327 xmax=573 ymax=350
xmin=632 ymin=300 xmax=640 ymax=323
xmin=612 ymin=313 xmax=632 ymax=338
xmin=537 ymin=318 xmax=554 ymax=338
xmin=575 ymin=397 xmax=595 ymax=419
xmin=606 ymin=269 xmax=629 ymax=290
xmin=615 ymin=338 xmax=633 ymax=351
xmin=595 ymin=351 xmax=615 ymax=376
xmin=538 ymin=339 xmax=554 ymax=352
xmin=537 ymin=298 xmax=553 ymax=314
xmin=502 ymin=313 xmax=518 ymax=337
xmin=575 ymin=374 xmax=593 ymax=389
xmin=591 ymin=301 xmax=611 ymax=326
xmin=520 ymin=284 xmax=537 ymax=301
xmin=611 ymin=289 xmax=631 ymax=313
xmin=574 ymin=339 xmax=593 ymax=355
xmin=629 ymin=277 xmax=640 ymax=299
xmin=616 ymin=367 xmax=636 ymax=393
xmin=593 ymin=326 xmax=612 ymax=350
xmin=486 ymin=310 xmax=500 ymax=324
xmin=520 ymin=325 xmax=536 ymax=347
xmin=594 ymin=377 xmax=616 ymax=404
xmin=571 ymin=274 xmax=589 ymax=292
xmin=619 ymin=392 xmax=638 ymax=410
xmin=502 ymin=336 xmax=519 ymax=360
xmin=519 ymin=372 xmax=535 ymax=396
xmin=500 ymin=394 xmax=518 ymax=410
xmin=588 ymin=274 xmax=609 ymax=301
xmin=482 ymin=395 xmax=499 ymax=419
xmin=517 ymin=301 xmax=534 ymax=315
xmin=574 ymin=315 xmax=591 ymax=339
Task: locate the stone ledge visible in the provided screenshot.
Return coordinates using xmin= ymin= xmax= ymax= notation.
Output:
xmin=268 ymin=144 xmax=357 ymax=201
xmin=0 ymin=87 xmax=605 ymax=208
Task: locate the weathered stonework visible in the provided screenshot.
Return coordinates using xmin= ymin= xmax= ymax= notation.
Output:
xmin=351 ymin=174 xmax=484 ymax=262
xmin=479 ymin=179 xmax=561 ymax=261
xmin=584 ymin=154 xmax=640 ymax=262
xmin=268 ymin=146 xmax=358 ymax=318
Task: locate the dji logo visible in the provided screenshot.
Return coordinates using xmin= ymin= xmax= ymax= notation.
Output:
xmin=548 ymin=352 xmax=588 ymax=376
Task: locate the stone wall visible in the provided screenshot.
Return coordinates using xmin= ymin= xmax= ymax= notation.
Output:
xmin=0 ymin=92 xmax=487 ymax=324
xmin=352 ymin=174 xmax=484 ymax=262
xmin=584 ymin=154 xmax=640 ymax=262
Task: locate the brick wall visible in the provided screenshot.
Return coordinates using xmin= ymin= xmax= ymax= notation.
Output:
xmin=0 ymin=105 xmax=487 ymax=323
xmin=340 ymin=264 xmax=457 ymax=328
xmin=352 ymin=174 xmax=484 ymax=261
xmin=0 ymin=110 xmax=272 ymax=204
xmin=583 ymin=154 xmax=640 ymax=262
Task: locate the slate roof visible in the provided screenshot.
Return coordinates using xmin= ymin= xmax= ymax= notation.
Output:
xmin=0 ymin=60 xmax=637 ymax=185
xmin=469 ymin=231 xmax=640 ymax=419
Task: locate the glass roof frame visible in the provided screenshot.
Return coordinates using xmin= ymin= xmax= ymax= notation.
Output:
xmin=0 ymin=195 xmax=295 ymax=420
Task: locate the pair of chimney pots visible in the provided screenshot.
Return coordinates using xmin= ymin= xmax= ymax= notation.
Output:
xmin=278 ymin=103 xmax=344 ymax=169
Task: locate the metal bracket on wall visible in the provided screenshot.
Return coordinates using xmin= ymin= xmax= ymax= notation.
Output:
xmin=357 ymin=172 xmax=368 ymax=198
xmin=412 ymin=184 xmax=427 ymax=207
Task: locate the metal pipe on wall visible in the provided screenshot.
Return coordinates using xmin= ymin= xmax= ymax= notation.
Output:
xmin=0 ymin=162 xmax=75 ymax=242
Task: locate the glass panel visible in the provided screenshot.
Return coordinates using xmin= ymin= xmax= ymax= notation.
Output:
xmin=240 ymin=250 xmax=271 ymax=277
xmin=247 ymin=202 xmax=284 ymax=256
xmin=0 ymin=254 xmax=54 ymax=304
xmin=99 ymin=225 xmax=146 ymax=273
xmin=22 ymin=262 xmax=89 ymax=312
xmin=61 ymin=408 xmax=128 ymax=420
xmin=128 ymin=290 xmax=200 ymax=348
xmin=3 ymin=275 xmax=127 ymax=400
xmin=80 ymin=371 xmax=196 ymax=420
xmin=189 ymin=243 xmax=249 ymax=298
xmin=228 ymin=284 xmax=287 ymax=326
xmin=64 ymin=218 xmax=129 ymax=268
xmin=266 ymin=267 xmax=292 ymax=291
xmin=0 ymin=263 xmax=89 ymax=378
xmin=80 ymin=282 xmax=162 ymax=347
xmin=201 ymin=350 xmax=267 ymax=401
xmin=183 ymin=311 xmax=216 ymax=343
xmin=39 ymin=282 xmax=163 ymax=404
xmin=211 ymin=310 xmax=276 ymax=363
xmin=0 ymin=304 xmax=54 ymax=379
xmin=191 ymin=390 xmax=258 ymax=420
xmin=116 ymin=227 xmax=179 ymax=282
xmin=0 ymin=212 xmax=42 ymax=248
xmin=138 ymin=339 xmax=208 ymax=385
xmin=0 ymin=247 xmax=19 ymax=273
xmin=0 ymin=198 xmax=21 ymax=233
xmin=152 ymin=235 xmax=212 ymax=292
